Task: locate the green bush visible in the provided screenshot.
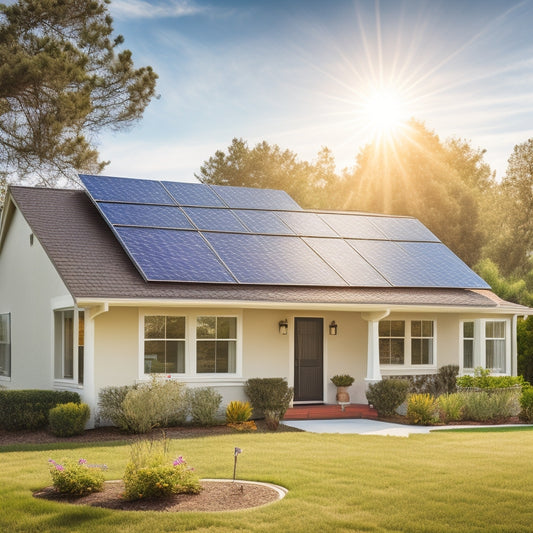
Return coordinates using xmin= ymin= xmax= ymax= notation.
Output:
xmin=49 ymin=458 xmax=105 ymax=496
xmin=459 ymin=388 xmax=521 ymax=422
xmin=244 ymin=378 xmax=294 ymax=430
xmin=123 ymin=439 xmax=200 ymax=500
xmin=407 ymin=393 xmax=439 ymax=425
xmin=519 ymin=388 xmax=533 ymax=422
xmin=0 ymin=390 xmax=80 ymax=430
xmin=437 ymin=393 xmax=464 ymax=422
xmin=365 ymin=379 xmax=410 ymax=417
xmin=97 ymin=384 xmax=138 ymax=430
xmin=457 ymin=367 xmax=528 ymax=390
xmin=225 ymin=401 xmax=253 ymax=424
xmin=48 ymin=402 xmax=90 ymax=437
xmin=186 ymin=387 xmax=223 ymax=426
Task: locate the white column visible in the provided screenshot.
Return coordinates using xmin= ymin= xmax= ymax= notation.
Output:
xmin=361 ymin=310 xmax=390 ymax=383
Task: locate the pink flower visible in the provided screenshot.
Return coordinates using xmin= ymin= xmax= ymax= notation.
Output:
xmin=173 ymin=456 xmax=185 ymax=466
xmin=55 ymin=465 xmax=64 ymax=471
xmin=78 ymin=459 xmax=87 ymax=465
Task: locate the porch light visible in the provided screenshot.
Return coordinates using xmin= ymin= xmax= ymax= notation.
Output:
xmin=329 ymin=321 xmax=338 ymax=336
xmin=279 ymin=319 xmax=288 ymax=335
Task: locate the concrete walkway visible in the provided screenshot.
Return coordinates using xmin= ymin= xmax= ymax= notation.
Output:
xmin=281 ymin=418 xmax=530 ymax=437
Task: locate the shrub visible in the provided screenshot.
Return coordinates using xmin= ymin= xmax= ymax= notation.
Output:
xmin=459 ymin=388 xmax=521 ymax=422
xmin=49 ymin=458 xmax=105 ymax=496
xmin=244 ymin=378 xmax=294 ymax=430
xmin=123 ymin=439 xmax=200 ymax=500
xmin=97 ymin=384 xmax=137 ymax=430
xmin=434 ymin=365 xmax=459 ymax=395
xmin=330 ymin=374 xmax=355 ymax=387
xmin=48 ymin=402 xmax=90 ymax=437
xmin=437 ymin=393 xmax=464 ymax=422
xmin=519 ymin=388 xmax=533 ymax=423
xmin=460 ymin=391 xmax=493 ymax=421
xmin=365 ymin=379 xmax=410 ymax=417
xmin=0 ymin=390 xmax=80 ymax=430
xmin=186 ymin=387 xmax=223 ymax=426
xmin=226 ymin=401 xmax=253 ymax=424
xmin=407 ymin=394 xmax=439 ymax=425
xmin=457 ymin=367 xmax=528 ymax=390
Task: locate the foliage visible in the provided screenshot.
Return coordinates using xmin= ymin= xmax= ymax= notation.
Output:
xmin=0 ymin=0 xmax=157 ymax=184
xmin=123 ymin=438 xmax=200 ymax=500
xmin=403 ymin=365 xmax=459 ymax=396
xmin=48 ymin=402 xmax=90 ymax=437
xmin=225 ymin=401 xmax=253 ymax=424
xmin=459 ymin=389 xmax=521 ymax=422
xmin=0 ymin=389 xmax=80 ymax=430
xmin=186 ymin=387 xmax=223 ymax=426
xmin=121 ymin=378 xmax=188 ymax=434
xmin=227 ymin=420 xmax=257 ymax=432
xmin=437 ymin=393 xmax=464 ymax=422
xmin=97 ymin=384 xmax=138 ymax=430
xmin=365 ymin=379 xmax=410 ymax=417
xmin=517 ymin=316 xmax=533 ymax=384
xmin=457 ymin=367 xmax=528 ymax=389
xmin=48 ymin=458 xmax=105 ymax=496
xmin=519 ymin=388 xmax=533 ymax=423
xmin=330 ymin=374 xmax=355 ymax=387
xmin=407 ymin=394 xmax=439 ymax=425
xmin=244 ymin=378 xmax=294 ymax=430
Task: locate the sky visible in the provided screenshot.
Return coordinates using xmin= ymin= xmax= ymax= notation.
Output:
xmin=96 ymin=0 xmax=533 ymax=183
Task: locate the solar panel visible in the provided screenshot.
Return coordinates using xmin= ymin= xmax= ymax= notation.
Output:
xmin=233 ymin=209 xmax=295 ymax=235
xmin=204 ymin=233 xmax=346 ymax=285
xmin=183 ymin=207 xmax=248 ymax=232
xmin=303 ymin=238 xmax=390 ymax=286
xmin=98 ymin=203 xmax=193 ymax=229
xmin=276 ymin=211 xmax=338 ymax=237
xmin=115 ymin=227 xmax=236 ymax=283
xmin=370 ymin=216 xmax=440 ymax=242
xmin=80 ymin=174 xmax=175 ymax=205
xmin=210 ymin=184 xmax=302 ymax=210
xmin=162 ymin=181 xmax=226 ymax=207
xmin=318 ymin=213 xmax=388 ymax=240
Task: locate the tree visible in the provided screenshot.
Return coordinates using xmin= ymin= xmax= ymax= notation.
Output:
xmin=0 ymin=0 xmax=158 ymax=186
xmin=341 ymin=120 xmax=487 ymax=266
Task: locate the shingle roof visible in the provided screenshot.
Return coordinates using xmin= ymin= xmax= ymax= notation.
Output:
xmin=6 ymin=185 xmax=529 ymax=312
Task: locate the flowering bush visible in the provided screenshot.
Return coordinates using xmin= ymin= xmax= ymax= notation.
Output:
xmin=123 ymin=439 xmax=201 ymax=500
xmin=226 ymin=401 xmax=253 ymax=424
xmin=48 ymin=458 xmax=105 ymax=496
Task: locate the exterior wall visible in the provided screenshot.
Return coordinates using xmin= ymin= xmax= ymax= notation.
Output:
xmin=0 ymin=208 xmax=72 ymax=389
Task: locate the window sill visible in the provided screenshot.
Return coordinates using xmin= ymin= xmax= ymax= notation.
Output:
xmin=0 ymin=375 xmax=11 ymax=382
xmin=53 ymin=380 xmax=83 ymax=390
xmin=381 ymin=366 xmax=437 ymax=375
xmin=139 ymin=375 xmax=246 ymax=386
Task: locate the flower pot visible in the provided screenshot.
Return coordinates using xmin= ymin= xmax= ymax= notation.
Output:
xmin=336 ymin=386 xmax=350 ymax=403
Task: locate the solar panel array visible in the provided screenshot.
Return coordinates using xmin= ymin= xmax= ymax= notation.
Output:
xmin=79 ymin=174 xmax=490 ymax=289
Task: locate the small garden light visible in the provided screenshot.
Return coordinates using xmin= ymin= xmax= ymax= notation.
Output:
xmin=233 ymin=447 xmax=242 ymax=482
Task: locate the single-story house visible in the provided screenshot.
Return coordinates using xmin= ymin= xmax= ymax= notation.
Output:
xmin=0 ymin=175 xmax=529 ymax=426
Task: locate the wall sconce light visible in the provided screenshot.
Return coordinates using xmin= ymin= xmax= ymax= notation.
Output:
xmin=279 ymin=319 xmax=288 ymax=335
xmin=329 ymin=321 xmax=338 ymax=336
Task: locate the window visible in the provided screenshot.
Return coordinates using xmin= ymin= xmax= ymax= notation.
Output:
xmin=196 ymin=316 xmax=236 ymax=373
xmin=379 ymin=320 xmax=405 ymax=364
xmin=463 ymin=321 xmax=474 ymax=369
xmin=411 ymin=320 xmax=434 ymax=365
xmin=486 ymin=321 xmax=506 ymax=373
xmin=54 ymin=309 xmax=84 ymax=382
xmin=0 ymin=313 xmax=11 ymax=378
xmin=144 ymin=316 xmax=185 ymax=374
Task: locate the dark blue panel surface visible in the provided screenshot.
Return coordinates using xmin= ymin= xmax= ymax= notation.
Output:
xmin=98 ymin=203 xmax=193 ymax=229
xmin=370 ymin=216 xmax=440 ymax=242
xmin=80 ymin=174 xmax=175 ymax=204
xmin=210 ymin=184 xmax=302 ymax=210
xmin=233 ymin=210 xmax=295 ymax=235
xmin=115 ymin=227 xmax=235 ymax=283
xmin=183 ymin=207 xmax=248 ymax=232
xmin=276 ymin=211 xmax=338 ymax=237
xmin=304 ymin=238 xmax=390 ymax=286
xmin=162 ymin=181 xmax=226 ymax=207
xmin=319 ymin=213 xmax=388 ymax=240
xmin=204 ymin=233 xmax=346 ymax=285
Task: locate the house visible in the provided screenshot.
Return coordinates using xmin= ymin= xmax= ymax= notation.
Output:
xmin=0 ymin=175 xmax=529 ymax=426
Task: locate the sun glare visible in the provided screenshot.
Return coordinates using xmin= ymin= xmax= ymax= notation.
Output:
xmin=361 ymin=87 xmax=409 ymax=140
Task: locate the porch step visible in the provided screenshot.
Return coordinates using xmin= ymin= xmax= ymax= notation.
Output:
xmin=283 ymin=403 xmax=378 ymax=420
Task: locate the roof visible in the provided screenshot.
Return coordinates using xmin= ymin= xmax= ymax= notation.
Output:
xmin=5 ymin=184 xmax=530 ymax=313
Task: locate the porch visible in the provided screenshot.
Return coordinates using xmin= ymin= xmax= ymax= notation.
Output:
xmin=283 ymin=403 xmax=378 ymax=420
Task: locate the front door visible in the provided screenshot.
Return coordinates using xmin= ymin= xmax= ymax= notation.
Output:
xmin=294 ymin=317 xmax=324 ymax=402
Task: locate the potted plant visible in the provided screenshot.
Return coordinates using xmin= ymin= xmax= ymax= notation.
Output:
xmin=331 ymin=374 xmax=355 ymax=403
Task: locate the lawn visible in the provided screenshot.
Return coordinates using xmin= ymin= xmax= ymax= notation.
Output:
xmin=0 ymin=428 xmax=532 ymax=533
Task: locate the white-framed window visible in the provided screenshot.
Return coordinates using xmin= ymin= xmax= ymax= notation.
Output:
xmin=196 ymin=316 xmax=237 ymax=373
xmin=0 ymin=313 xmax=11 ymax=378
xmin=462 ymin=321 xmax=474 ymax=369
xmin=144 ymin=316 xmax=186 ymax=374
xmin=379 ymin=319 xmax=436 ymax=367
xmin=54 ymin=309 xmax=84 ymax=384
xmin=485 ymin=321 xmax=506 ymax=373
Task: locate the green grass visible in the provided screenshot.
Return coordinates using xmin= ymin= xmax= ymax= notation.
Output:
xmin=1 ymin=428 xmax=532 ymax=532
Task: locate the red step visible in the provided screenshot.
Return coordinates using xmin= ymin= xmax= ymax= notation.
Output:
xmin=283 ymin=403 xmax=378 ymax=420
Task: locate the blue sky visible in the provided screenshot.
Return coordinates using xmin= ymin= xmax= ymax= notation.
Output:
xmin=98 ymin=0 xmax=533 ymax=182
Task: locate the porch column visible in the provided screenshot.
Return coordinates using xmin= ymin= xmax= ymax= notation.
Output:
xmin=361 ymin=310 xmax=390 ymax=382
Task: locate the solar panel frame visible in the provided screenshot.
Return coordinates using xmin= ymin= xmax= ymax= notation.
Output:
xmin=98 ymin=202 xmax=194 ymax=229
xmin=162 ymin=181 xmax=226 ymax=207
xmin=232 ymin=209 xmax=295 ymax=235
xmin=183 ymin=207 xmax=249 ymax=232
xmin=276 ymin=211 xmax=338 ymax=237
xmin=210 ymin=184 xmax=302 ymax=210
xmin=318 ymin=213 xmax=388 ymax=240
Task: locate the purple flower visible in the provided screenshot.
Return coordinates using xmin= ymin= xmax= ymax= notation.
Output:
xmin=173 ymin=456 xmax=186 ymax=466
xmin=78 ymin=459 xmax=87 ymax=465
xmin=55 ymin=465 xmax=64 ymax=471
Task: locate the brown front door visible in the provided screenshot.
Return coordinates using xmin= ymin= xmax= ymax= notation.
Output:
xmin=294 ymin=317 xmax=324 ymax=402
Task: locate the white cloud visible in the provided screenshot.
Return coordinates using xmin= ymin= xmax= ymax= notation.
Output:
xmin=111 ymin=0 xmax=206 ymax=20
